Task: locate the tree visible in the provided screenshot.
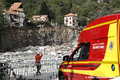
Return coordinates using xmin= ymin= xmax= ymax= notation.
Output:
xmin=0 ymin=10 xmax=4 ymax=26
xmin=61 ymin=1 xmax=72 ymax=15
xmin=88 ymin=16 xmax=95 ymax=23
xmin=40 ymin=2 xmax=49 ymax=15
xmin=39 ymin=1 xmax=54 ymax=21
xmin=55 ymin=0 xmax=64 ymax=7
xmin=71 ymin=5 xmax=81 ymax=14
xmin=101 ymin=5 xmax=108 ymax=11
xmin=56 ymin=16 xmax=64 ymax=26
xmin=81 ymin=8 xmax=90 ymax=17
xmin=110 ymin=0 xmax=120 ymax=8
xmin=78 ymin=17 xmax=87 ymax=27
xmin=18 ymin=0 xmax=120 ymax=25
xmin=100 ymin=5 xmax=109 ymax=16
xmin=94 ymin=11 xmax=101 ymax=19
xmin=0 ymin=0 xmax=7 ymax=26
xmin=6 ymin=0 xmax=21 ymax=8
xmin=23 ymin=2 xmax=33 ymax=18
xmin=55 ymin=7 xmax=62 ymax=17
xmin=33 ymin=5 xmax=41 ymax=15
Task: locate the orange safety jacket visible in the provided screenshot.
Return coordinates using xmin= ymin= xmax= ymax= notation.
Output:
xmin=35 ymin=53 xmax=43 ymax=63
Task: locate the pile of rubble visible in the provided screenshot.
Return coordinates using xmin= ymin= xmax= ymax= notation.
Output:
xmin=0 ymin=42 xmax=77 ymax=80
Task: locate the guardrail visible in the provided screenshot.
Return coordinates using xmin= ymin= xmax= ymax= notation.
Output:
xmin=9 ymin=59 xmax=62 ymax=80
xmin=0 ymin=62 xmax=9 ymax=80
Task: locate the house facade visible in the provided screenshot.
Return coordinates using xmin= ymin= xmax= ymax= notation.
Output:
xmin=64 ymin=13 xmax=78 ymax=26
xmin=32 ymin=15 xmax=48 ymax=22
xmin=3 ymin=2 xmax=25 ymax=27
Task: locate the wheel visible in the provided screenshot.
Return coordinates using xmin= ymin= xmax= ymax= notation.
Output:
xmin=92 ymin=77 xmax=99 ymax=80
xmin=59 ymin=75 xmax=65 ymax=80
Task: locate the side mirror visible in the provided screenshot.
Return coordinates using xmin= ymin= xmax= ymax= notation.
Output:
xmin=63 ymin=55 xmax=69 ymax=61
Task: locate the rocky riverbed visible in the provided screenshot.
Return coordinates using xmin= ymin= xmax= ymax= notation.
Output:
xmin=0 ymin=42 xmax=77 ymax=80
xmin=0 ymin=27 xmax=82 ymax=79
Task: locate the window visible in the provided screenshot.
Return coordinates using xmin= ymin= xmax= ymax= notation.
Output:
xmin=73 ymin=20 xmax=74 ymax=23
xmin=80 ymin=45 xmax=90 ymax=60
xmin=71 ymin=47 xmax=82 ymax=61
xmin=66 ymin=20 xmax=68 ymax=22
xmin=70 ymin=44 xmax=90 ymax=61
xmin=73 ymin=17 xmax=74 ymax=20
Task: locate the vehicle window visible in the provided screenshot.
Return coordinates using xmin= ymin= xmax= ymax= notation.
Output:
xmin=80 ymin=45 xmax=90 ymax=60
xmin=70 ymin=44 xmax=90 ymax=61
xmin=70 ymin=47 xmax=82 ymax=61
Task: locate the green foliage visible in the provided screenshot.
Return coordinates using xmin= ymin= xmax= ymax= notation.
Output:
xmin=88 ymin=16 xmax=95 ymax=23
xmin=56 ymin=16 xmax=64 ymax=26
xmin=78 ymin=17 xmax=87 ymax=27
xmin=0 ymin=10 xmax=4 ymax=26
xmin=0 ymin=0 xmax=7 ymax=27
xmin=81 ymin=8 xmax=90 ymax=17
xmin=2 ymin=0 xmax=120 ymax=27
xmin=26 ymin=21 xmax=51 ymax=27
xmin=61 ymin=1 xmax=72 ymax=15
xmin=110 ymin=0 xmax=120 ymax=8
xmin=40 ymin=2 xmax=49 ymax=15
xmin=33 ymin=21 xmax=51 ymax=26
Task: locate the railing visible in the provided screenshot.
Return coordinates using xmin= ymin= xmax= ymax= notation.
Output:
xmin=0 ymin=44 xmax=76 ymax=80
xmin=9 ymin=59 xmax=62 ymax=80
xmin=0 ymin=62 xmax=9 ymax=80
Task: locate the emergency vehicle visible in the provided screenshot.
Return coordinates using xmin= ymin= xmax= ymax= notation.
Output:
xmin=58 ymin=14 xmax=120 ymax=80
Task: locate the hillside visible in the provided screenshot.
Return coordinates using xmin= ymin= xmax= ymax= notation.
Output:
xmin=0 ymin=0 xmax=120 ymax=26
xmin=0 ymin=27 xmax=80 ymax=51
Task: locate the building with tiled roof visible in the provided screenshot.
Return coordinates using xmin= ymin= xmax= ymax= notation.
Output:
xmin=3 ymin=2 xmax=25 ymax=27
xmin=64 ymin=13 xmax=78 ymax=27
xmin=65 ymin=13 xmax=77 ymax=17
xmin=3 ymin=9 xmax=19 ymax=15
xmin=32 ymin=15 xmax=48 ymax=22
xmin=10 ymin=2 xmax=23 ymax=12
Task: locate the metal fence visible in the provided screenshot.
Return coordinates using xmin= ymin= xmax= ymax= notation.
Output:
xmin=9 ymin=59 xmax=62 ymax=80
xmin=0 ymin=62 xmax=10 ymax=80
xmin=0 ymin=44 xmax=77 ymax=80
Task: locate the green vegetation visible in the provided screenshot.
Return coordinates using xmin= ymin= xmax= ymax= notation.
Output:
xmin=1 ymin=0 xmax=120 ymax=27
xmin=0 ymin=0 xmax=7 ymax=27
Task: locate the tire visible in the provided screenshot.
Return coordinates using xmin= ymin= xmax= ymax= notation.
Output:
xmin=92 ymin=77 xmax=99 ymax=80
xmin=59 ymin=75 xmax=65 ymax=80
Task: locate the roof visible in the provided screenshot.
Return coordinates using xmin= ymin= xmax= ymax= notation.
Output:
xmin=3 ymin=2 xmax=23 ymax=15
xmin=32 ymin=16 xmax=41 ymax=18
xmin=10 ymin=2 xmax=23 ymax=12
xmin=65 ymin=13 xmax=77 ymax=17
xmin=4 ymin=10 xmax=18 ymax=15
xmin=32 ymin=15 xmax=48 ymax=18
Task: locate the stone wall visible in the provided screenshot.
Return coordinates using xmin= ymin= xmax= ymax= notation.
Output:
xmin=0 ymin=27 xmax=81 ymax=51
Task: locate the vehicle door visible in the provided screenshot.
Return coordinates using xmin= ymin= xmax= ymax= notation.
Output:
xmin=69 ymin=43 xmax=90 ymax=80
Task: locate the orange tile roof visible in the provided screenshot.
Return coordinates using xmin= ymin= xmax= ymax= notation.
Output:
xmin=10 ymin=2 xmax=23 ymax=11
xmin=16 ymin=8 xmax=23 ymax=12
xmin=65 ymin=13 xmax=77 ymax=17
xmin=3 ymin=2 xmax=24 ymax=15
xmin=32 ymin=16 xmax=41 ymax=18
xmin=32 ymin=15 xmax=48 ymax=18
xmin=4 ymin=10 xmax=18 ymax=15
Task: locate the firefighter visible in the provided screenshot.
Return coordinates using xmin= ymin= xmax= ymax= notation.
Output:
xmin=35 ymin=51 xmax=43 ymax=76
